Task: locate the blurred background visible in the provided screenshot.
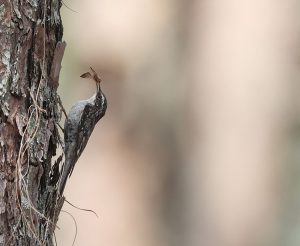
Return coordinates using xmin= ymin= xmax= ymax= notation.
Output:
xmin=55 ymin=1 xmax=300 ymax=245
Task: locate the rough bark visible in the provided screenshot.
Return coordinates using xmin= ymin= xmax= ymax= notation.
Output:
xmin=0 ymin=0 xmax=65 ymax=245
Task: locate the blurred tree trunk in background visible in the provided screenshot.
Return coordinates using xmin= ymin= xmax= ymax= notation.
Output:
xmin=185 ymin=1 xmax=300 ymax=246
xmin=0 ymin=1 xmax=65 ymax=245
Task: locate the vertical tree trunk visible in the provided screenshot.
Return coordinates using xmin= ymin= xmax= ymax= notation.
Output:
xmin=0 ymin=0 xmax=65 ymax=245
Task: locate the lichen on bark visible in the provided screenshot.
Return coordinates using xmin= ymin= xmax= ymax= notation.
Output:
xmin=0 ymin=0 xmax=66 ymax=245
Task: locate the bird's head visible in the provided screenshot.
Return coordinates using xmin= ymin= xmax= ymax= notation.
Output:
xmin=80 ymin=67 xmax=107 ymax=116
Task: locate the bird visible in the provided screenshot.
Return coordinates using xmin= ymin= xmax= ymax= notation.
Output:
xmin=59 ymin=67 xmax=107 ymax=195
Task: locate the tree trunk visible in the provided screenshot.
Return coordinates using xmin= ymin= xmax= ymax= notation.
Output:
xmin=0 ymin=0 xmax=65 ymax=245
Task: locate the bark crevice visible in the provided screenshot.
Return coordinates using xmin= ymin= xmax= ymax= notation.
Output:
xmin=0 ymin=0 xmax=65 ymax=245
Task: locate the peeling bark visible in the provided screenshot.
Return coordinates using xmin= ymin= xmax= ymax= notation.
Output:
xmin=0 ymin=0 xmax=65 ymax=245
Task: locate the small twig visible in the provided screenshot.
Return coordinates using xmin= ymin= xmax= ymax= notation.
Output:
xmin=56 ymin=122 xmax=64 ymax=133
xmin=65 ymin=199 xmax=99 ymax=218
xmin=61 ymin=210 xmax=78 ymax=246
xmin=57 ymin=95 xmax=68 ymax=120
xmin=62 ymin=1 xmax=79 ymax=14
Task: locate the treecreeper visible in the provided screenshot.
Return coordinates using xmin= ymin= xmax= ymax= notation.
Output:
xmin=59 ymin=67 xmax=107 ymax=195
